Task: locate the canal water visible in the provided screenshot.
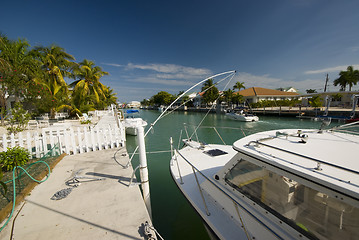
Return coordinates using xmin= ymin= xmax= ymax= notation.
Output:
xmin=125 ymin=110 xmax=337 ymax=240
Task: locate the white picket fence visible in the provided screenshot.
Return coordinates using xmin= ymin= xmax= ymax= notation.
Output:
xmin=0 ymin=124 xmax=125 ymax=159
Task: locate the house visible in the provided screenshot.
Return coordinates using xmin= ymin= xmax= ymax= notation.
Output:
xmin=126 ymin=101 xmax=141 ymax=108
xmin=235 ymin=87 xmax=300 ymax=104
xmin=192 ymin=91 xmax=225 ymax=107
xmin=276 ymin=87 xmax=298 ymax=93
xmin=299 ymin=91 xmax=359 ymax=108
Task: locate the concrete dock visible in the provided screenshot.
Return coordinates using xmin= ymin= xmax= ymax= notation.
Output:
xmin=0 ymin=116 xmax=155 ymax=239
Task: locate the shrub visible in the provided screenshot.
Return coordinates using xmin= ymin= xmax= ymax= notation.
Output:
xmin=6 ymin=102 xmax=31 ymax=134
xmin=0 ymin=146 xmax=30 ymax=172
xmin=80 ymin=120 xmax=92 ymax=124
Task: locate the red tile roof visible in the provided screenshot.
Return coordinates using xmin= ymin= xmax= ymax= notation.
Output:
xmin=235 ymin=87 xmax=299 ymax=97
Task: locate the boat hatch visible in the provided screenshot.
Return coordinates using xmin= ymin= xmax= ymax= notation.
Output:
xmin=225 ymin=159 xmax=359 ymax=240
xmin=203 ymin=149 xmax=228 ymax=157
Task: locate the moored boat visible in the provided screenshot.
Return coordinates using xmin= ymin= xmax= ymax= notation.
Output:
xmin=225 ymin=111 xmax=259 ymax=122
xmin=123 ymin=109 xmax=147 ymax=135
xmin=170 ymin=123 xmax=359 ymax=240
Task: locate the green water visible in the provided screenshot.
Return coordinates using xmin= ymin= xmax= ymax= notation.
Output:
xmin=125 ymin=110 xmax=336 ymax=240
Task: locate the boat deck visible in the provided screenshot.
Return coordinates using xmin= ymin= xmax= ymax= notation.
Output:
xmin=171 ymin=142 xmax=248 ymax=239
xmin=234 ymin=129 xmax=359 ymax=203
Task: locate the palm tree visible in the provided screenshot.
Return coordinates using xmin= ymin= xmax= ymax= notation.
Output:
xmin=71 ymin=59 xmax=109 ymax=112
xmin=103 ymin=86 xmax=118 ymax=106
xmin=94 ymin=85 xmax=117 ymax=110
xmin=31 ymin=45 xmax=75 ymax=118
xmin=334 ymin=66 xmax=359 ymax=91
xmin=232 ymin=94 xmax=244 ymax=107
xmin=233 ymin=81 xmax=245 ymax=91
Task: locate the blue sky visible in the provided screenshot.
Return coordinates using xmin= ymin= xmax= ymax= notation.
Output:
xmin=1 ymin=0 xmax=359 ymax=102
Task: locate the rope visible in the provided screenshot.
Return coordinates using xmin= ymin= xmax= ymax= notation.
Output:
xmin=213 ymin=127 xmax=226 ymax=145
xmin=144 ymin=221 xmax=165 ymax=240
xmin=233 ymin=200 xmax=251 ymax=240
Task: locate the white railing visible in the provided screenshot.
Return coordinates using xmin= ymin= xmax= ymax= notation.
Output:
xmin=0 ymin=124 xmax=125 ymax=159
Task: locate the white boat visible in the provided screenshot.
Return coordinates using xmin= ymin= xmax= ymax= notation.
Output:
xmin=225 ymin=111 xmax=259 ymax=122
xmin=123 ymin=109 xmax=147 ymax=135
xmin=158 ymin=106 xmax=165 ymax=112
xmin=170 ymin=123 xmax=359 ymax=240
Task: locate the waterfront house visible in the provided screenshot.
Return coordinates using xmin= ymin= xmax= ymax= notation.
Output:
xmin=234 ymin=87 xmax=299 ymax=104
xmin=299 ymin=91 xmax=359 ymax=108
xmin=276 ymin=87 xmax=299 ymax=93
xmin=126 ymin=101 xmax=141 ymax=108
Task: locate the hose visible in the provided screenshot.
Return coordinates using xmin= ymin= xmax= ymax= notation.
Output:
xmin=0 ymin=160 xmax=51 ymax=232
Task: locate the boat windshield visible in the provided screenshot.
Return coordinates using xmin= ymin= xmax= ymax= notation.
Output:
xmin=225 ymin=159 xmax=359 ymax=240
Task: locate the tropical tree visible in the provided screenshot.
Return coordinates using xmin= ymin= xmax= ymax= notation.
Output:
xmin=141 ymin=98 xmax=151 ymax=107
xmin=102 ymin=86 xmax=118 ymax=106
xmin=71 ymin=59 xmax=109 ymax=112
xmin=223 ymin=89 xmax=234 ymax=108
xmin=232 ymin=93 xmax=244 ymax=107
xmin=151 ymin=91 xmax=174 ymax=106
xmin=332 ymin=93 xmax=342 ymax=101
xmin=306 ymin=89 xmax=317 ymax=94
xmin=31 ymin=44 xmax=75 ymax=118
xmin=201 ymin=79 xmax=219 ymax=106
xmin=94 ymin=85 xmax=117 ymax=110
xmin=309 ymin=96 xmax=322 ymax=108
xmin=0 ymin=35 xmax=42 ymax=124
xmin=233 ymin=81 xmax=245 ymax=91
xmin=0 ymin=37 xmax=40 ymax=102
xmin=0 ymin=36 xmax=11 ymax=125
xmin=333 ymin=66 xmax=359 ymax=91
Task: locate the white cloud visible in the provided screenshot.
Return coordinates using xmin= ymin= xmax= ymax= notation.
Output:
xmin=111 ymin=69 xmax=346 ymax=102
xmin=235 ymin=72 xmax=282 ymax=88
xmin=304 ymin=64 xmax=359 ymax=75
xmin=125 ymin=63 xmax=212 ymax=76
xmin=102 ymin=63 xmax=123 ymax=67
xmin=129 ymin=76 xmax=194 ymax=86
xmin=349 ymin=46 xmax=359 ymax=52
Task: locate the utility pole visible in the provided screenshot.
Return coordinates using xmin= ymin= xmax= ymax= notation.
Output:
xmin=324 ymin=74 xmax=329 ymax=92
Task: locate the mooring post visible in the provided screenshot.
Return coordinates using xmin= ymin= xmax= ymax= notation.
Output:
xmin=136 ymin=122 xmax=152 ymax=218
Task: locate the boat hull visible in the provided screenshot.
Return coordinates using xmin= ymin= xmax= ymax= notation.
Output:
xmin=125 ymin=127 xmax=137 ymax=136
xmin=170 ymin=142 xmax=256 ymax=240
xmin=225 ymin=112 xmax=259 ymax=122
xmin=123 ymin=117 xmax=147 ymax=136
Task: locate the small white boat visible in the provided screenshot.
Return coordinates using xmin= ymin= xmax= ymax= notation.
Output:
xmin=158 ymin=106 xmax=165 ymax=112
xmin=225 ymin=111 xmax=259 ymax=122
xmin=170 ymin=123 xmax=359 ymax=240
xmin=123 ymin=109 xmax=147 ymax=135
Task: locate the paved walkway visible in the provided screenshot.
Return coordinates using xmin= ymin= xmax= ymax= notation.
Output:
xmin=0 ymin=147 xmax=155 ymax=240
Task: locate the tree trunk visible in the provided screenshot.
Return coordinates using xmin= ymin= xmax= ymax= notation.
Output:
xmin=50 ymin=108 xmax=56 ymax=119
xmin=0 ymin=91 xmax=6 ymax=126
